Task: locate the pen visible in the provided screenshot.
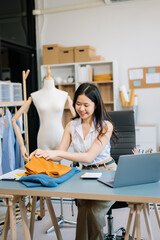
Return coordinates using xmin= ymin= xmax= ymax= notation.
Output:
xmin=1 ymin=178 xmax=16 ymax=181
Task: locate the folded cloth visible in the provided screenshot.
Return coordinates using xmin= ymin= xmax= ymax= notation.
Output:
xmin=23 ymin=156 xmax=72 ymax=178
xmin=19 ymin=167 xmax=80 ymax=187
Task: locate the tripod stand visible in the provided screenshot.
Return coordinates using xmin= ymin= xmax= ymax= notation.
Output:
xmin=46 ymin=197 xmax=76 ymax=233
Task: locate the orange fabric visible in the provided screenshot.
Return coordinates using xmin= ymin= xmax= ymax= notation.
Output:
xmin=21 ymin=156 xmax=72 ymax=178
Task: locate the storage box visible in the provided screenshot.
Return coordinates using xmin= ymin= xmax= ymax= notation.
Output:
xmin=94 ymin=74 xmax=112 ymax=82
xmin=11 ymin=83 xmax=22 ymax=101
xmin=0 ymin=82 xmax=11 ymax=102
xmin=43 ymin=44 xmax=63 ymax=65
xmin=60 ymin=47 xmax=74 ymax=63
xmin=90 ymin=55 xmax=105 ymax=62
xmin=0 ymin=82 xmax=22 ymax=102
xmin=75 ymin=45 xmax=96 ymax=62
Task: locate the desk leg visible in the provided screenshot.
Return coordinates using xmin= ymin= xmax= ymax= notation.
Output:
xmin=40 ymin=197 xmax=45 ymax=218
xmin=136 ymin=204 xmax=141 ymax=240
xmin=131 ymin=207 xmax=136 ymax=240
xmin=143 ymin=203 xmax=154 ymax=240
xmin=18 ymin=196 xmax=31 ymax=240
xmin=45 ymin=197 xmax=63 ymax=240
xmin=124 ymin=204 xmax=134 ymax=240
xmin=30 ymin=197 xmax=37 ymax=239
xmin=1 ymin=208 xmax=9 ymax=240
xmin=153 ymin=203 xmax=160 ymax=228
xmin=9 ymin=198 xmax=17 ymax=240
xmin=29 ymin=196 xmax=37 ymax=240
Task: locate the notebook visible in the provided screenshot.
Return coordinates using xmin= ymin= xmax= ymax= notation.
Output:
xmin=98 ymin=153 xmax=160 ymax=188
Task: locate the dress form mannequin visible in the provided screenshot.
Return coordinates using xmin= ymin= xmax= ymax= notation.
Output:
xmin=31 ymin=77 xmax=67 ymax=150
xmin=12 ymin=66 xmax=75 ymax=161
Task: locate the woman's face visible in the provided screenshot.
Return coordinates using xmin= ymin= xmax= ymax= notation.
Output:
xmin=75 ymin=94 xmax=95 ymax=120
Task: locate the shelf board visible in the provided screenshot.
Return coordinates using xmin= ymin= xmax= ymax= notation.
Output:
xmin=41 ymin=60 xmax=113 ymax=68
xmin=93 ymin=80 xmax=113 ymax=84
xmin=78 ymin=81 xmax=113 ymax=84
xmin=42 ymin=63 xmax=75 ymax=68
xmin=0 ymin=101 xmax=24 ymax=107
xmin=55 ymin=83 xmax=75 ymax=86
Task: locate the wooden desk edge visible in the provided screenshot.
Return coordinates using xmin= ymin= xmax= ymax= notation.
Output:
xmin=0 ymin=188 xmax=159 ymax=204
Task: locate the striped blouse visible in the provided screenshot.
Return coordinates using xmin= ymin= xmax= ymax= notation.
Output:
xmin=70 ymin=118 xmax=111 ymax=167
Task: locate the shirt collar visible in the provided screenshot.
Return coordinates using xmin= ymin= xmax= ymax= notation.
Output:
xmin=75 ymin=118 xmax=96 ymax=140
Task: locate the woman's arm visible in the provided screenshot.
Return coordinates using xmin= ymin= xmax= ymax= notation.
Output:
xmin=32 ymin=121 xmax=113 ymax=164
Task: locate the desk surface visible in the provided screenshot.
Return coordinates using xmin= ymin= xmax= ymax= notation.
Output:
xmin=0 ymin=170 xmax=160 ymax=203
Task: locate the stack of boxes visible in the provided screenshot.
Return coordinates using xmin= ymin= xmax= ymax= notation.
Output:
xmin=93 ymin=74 xmax=112 ymax=82
xmin=43 ymin=44 xmax=63 ymax=65
xmin=74 ymin=46 xmax=96 ymax=62
xmin=43 ymin=44 xmax=105 ymax=65
xmin=60 ymin=47 xmax=74 ymax=64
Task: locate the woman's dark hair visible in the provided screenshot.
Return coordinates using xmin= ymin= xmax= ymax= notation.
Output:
xmin=73 ymin=83 xmax=118 ymax=141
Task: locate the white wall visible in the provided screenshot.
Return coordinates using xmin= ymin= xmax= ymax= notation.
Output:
xmin=35 ymin=0 xmax=160 ymax=148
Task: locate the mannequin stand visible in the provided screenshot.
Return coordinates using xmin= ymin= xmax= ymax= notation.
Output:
xmin=46 ymin=197 xmax=76 ymax=234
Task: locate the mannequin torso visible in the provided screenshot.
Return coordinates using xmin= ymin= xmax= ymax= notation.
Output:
xmin=31 ymin=79 xmax=68 ymax=150
xmin=12 ymin=66 xmax=75 ymax=161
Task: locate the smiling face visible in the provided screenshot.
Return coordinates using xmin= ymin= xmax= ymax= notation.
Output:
xmin=75 ymin=94 xmax=95 ymax=121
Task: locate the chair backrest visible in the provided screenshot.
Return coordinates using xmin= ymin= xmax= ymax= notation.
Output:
xmin=108 ymin=110 xmax=136 ymax=164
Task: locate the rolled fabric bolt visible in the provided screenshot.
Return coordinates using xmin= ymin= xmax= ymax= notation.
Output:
xmin=119 ymin=85 xmax=129 ymax=102
xmin=129 ymin=89 xmax=135 ymax=106
xmin=119 ymin=91 xmax=125 ymax=106
xmin=134 ymin=94 xmax=139 ymax=106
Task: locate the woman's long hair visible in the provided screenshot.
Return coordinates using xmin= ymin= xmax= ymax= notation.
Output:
xmin=73 ymin=83 xmax=118 ymax=141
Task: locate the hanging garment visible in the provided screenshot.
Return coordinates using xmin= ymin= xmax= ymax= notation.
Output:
xmin=23 ymin=156 xmax=72 ymax=178
xmin=2 ymin=109 xmax=16 ymax=174
xmin=15 ymin=119 xmax=24 ymax=169
xmin=1 ymin=109 xmax=24 ymax=174
xmin=0 ymin=116 xmax=5 ymax=175
xmin=19 ymin=167 xmax=80 ymax=187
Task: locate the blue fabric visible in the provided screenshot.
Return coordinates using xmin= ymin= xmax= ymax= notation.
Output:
xmin=19 ymin=167 xmax=80 ymax=187
xmin=2 ymin=110 xmax=16 ymax=174
xmin=2 ymin=110 xmax=24 ymax=174
xmin=15 ymin=119 xmax=24 ymax=169
xmin=0 ymin=117 xmax=5 ymax=175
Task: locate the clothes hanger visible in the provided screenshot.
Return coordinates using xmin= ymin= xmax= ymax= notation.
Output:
xmin=0 ymin=108 xmax=7 ymax=127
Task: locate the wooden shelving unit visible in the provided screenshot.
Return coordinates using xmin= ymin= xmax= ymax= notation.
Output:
xmin=41 ymin=61 xmax=119 ymax=127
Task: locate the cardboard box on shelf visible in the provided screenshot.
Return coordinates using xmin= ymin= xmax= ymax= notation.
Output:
xmin=43 ymin=44 xmax=63 ymax=65
xmin=60 ymin=47 xmax=74 ymax=63
xmin=90 ymin=55 xmax=105 ymax=62
xmin=94 ymin=73 xmax=112 ymax=81
xmin=75 ymin=45 xmax=96 ymax=62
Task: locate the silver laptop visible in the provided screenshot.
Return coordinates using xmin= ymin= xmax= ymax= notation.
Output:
xmin=98 ymin=153 xmax=160 ymax=188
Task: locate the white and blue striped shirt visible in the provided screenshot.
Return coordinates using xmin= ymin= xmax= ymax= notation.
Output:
xmin=70 ymin=118 xmax=111 ymax=167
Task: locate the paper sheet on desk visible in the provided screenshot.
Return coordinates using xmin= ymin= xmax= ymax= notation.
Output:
xmin=81 ymin=172 xmax=102 ymax=179
xmin=0 ymin=169 xmax=26 ymax=180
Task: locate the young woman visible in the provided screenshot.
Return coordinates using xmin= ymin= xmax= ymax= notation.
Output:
xmin=30 ymin=83 xmax=117 ymax=240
